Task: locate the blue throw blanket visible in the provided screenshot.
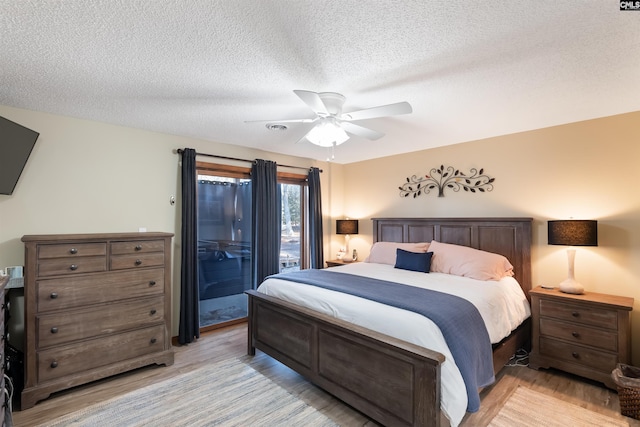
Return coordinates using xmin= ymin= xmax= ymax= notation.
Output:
xmin=269 ymin=269 xmax=495 ymax=412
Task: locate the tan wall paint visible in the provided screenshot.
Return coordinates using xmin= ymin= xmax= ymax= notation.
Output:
xmin=0 ymin=105 xmax=333 ymax=337
xmin=343 ymin=111 xmax=640 ymax=363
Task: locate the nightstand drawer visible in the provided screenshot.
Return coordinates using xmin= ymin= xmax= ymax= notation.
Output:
xmin=539 ymin=318 xmax=618 ymax=352
xmin=539 ymin=337 xmax=618 ymax=373
xmin=539 ymin=299 xmax=617 ymax=329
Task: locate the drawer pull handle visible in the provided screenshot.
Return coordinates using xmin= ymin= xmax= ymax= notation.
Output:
xmin=70 ymin=264 xmax=78 ymax=271
xmin=51 ymin=327 xmax=58 ymax=334
xmin=69 ymin=248 xmax=78 ymax=254
xmin=572 ymin=352 xmax=579 ymax=359
xmin=149 ymin=281 xmax=156 ymax=286
xmin=571 ymin=311 xmax=579 ymax=317
xmin=50 ymin=292 xmax=58 ymax=299
xmin=571 ymin=331 xmax=579 ymax=338
xmin=150 ymin=338 xmax=157 ymax=344
xmin=135 ymin=259 xmax=142 ymax=266
xmin=50 ymin=361 xmax=58 ymax=368
xmin=150 ymin=309 xmax=157 ymax=315
xmin=135 ymin=245 xmax=143 ymax=251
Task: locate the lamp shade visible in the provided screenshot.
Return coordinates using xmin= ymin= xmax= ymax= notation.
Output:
xmin=336 ymin=219 xmax=358 ymax=235
xmin=306 ymin=120 xmax=350 ymax=147
xmin=548 ymin=220 xmax=598 ymax=246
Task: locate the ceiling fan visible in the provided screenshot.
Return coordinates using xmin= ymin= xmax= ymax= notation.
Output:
xmin=247 ymin=90 xmax=413 ymax=147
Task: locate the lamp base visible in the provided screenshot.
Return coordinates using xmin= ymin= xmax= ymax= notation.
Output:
xmin=558 ymin=278 xmax=584 ymax=295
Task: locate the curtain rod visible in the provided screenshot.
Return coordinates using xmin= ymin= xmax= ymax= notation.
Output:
xmin=176 ymin=149 xmax=322 ymax=173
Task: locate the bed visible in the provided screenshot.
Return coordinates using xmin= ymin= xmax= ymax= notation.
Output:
xmin=246 ymin=217 xmax=532 ymax=427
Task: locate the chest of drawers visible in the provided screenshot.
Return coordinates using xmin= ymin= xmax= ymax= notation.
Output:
xmin=529 ymin=286 xmax=633 ymax=389
xmin=20 ymin=232 xmax=174 ymax=409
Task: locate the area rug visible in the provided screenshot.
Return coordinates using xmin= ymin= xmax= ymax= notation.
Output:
xmin=36 ymin=358 xmax=339 ymax=427
xmin=489 ymin=386 xmax=628 ymax=427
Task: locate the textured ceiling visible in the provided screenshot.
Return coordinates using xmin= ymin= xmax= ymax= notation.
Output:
xmin=1 ymin=1 xmax=639 ymax=164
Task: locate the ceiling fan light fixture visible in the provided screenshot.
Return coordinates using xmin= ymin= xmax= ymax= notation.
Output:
xmin=306 ymin=119 xmax=349 ymax=147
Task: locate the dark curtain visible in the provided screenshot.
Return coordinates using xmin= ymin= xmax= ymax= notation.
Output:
xmin=251 ymin=159 xmax=281 ymax=288
xmin=178 ymin=148 xmax=200 ymax=344
xmin=308 ymin=167 xmax=324 ymax=269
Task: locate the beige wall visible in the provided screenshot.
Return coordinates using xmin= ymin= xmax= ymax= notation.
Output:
xmin=0 ymin=105 xmax=334 ymax=337
xmin=341 ymin=111 xmax=640 ymax=363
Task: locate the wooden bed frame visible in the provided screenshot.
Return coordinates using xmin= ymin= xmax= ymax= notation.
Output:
xmin=247 ymin=217 xmax=532 ymax=427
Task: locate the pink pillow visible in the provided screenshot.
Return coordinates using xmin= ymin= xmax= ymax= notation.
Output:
xmin=428 ymin=240 xmax=514 ymax=281
xmin=365 ymin=242 xmax=430 ymax=265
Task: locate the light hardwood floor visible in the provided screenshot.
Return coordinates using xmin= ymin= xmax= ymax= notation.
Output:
xmin=12 ymin=323 xmax=640 ymax=426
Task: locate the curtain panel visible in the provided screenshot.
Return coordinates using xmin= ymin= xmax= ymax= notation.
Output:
xmin=178 ymin=148 xmax=200 ymax=344
xmin=308 ymin=167 xmax=324 ymax=269
xmin=251 ymin=159 xmax=281 ymax=288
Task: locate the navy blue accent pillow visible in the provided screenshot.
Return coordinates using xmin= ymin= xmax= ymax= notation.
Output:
xmin=394 ymin=249 xmax=433 ymax=273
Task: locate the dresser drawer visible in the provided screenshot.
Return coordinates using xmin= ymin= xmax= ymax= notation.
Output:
xmin=38 ymin=256 xmax=107 ymax=277
xmin=539 ymin=337 xmax=618 ymax=373
xmin=37 ymin=268 xmax=164 ymax=312
xmin=539 ymin=318 xmax=618 ymax=352
xmin=539 ymin=299 xmax=617 ymax=329
xmin=38 ymin=243 xmax=107 ymax=259
xmin=110 ymin=252 xmax=165 ymax=270
xmin=37 ymin=325 xmax=166 ymax=382
xmin=37 ymin=295 xmax=165 ymax=348
xmin=111 ymin=240 xmax=164 ymax=255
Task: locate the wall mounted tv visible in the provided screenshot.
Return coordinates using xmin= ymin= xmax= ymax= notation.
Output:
xmin=0 ymin=116 xmax=39 ymax=195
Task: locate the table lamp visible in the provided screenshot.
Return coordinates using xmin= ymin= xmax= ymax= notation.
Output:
xmin=336 ymin=219 xmax=358 ymax=261
xmin=548 ymin=219 xmax=598 ymax=294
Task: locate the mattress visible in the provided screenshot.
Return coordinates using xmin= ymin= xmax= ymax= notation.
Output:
xmin=257 ymin=261 xmax=531 ymax=427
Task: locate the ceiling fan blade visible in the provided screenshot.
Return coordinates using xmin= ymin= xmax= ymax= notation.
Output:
xmin=341 ymin=101 xmax=412 ymax=121
xmin=244 ymin=117 xmax=316 ymax=124
xmin=340 ymin=122 xmax=385 ymax=140
xmin=293 ymin=90 xmax=329 ymax=115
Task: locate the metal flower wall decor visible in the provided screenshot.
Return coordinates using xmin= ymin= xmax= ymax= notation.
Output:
xmin=399 ymin=165 xmax=495 ymax=198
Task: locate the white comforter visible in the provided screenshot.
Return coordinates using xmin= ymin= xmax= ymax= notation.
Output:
xmin=257 ymin=262 xmax=530 ymax=427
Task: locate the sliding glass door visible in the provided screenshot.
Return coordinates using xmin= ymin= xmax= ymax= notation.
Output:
xmin=196 ymin=164 xmax=308 ymax=330
xmin=197 ymin=175 xmax=252 ymax=328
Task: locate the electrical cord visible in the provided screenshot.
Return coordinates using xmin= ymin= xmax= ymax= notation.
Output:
xmin=506 ymin=348 xmax=529 ymax=367
xmin=4 ymin=374 xmax=13 ymax=414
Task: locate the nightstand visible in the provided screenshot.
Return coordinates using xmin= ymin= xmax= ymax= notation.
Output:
xmin=529 ymin=286 xmax=633 ymax=389
xmin=325 ymin=259 xmax=359 ymax=268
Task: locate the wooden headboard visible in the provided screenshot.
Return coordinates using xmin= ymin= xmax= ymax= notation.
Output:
xmin=372 ymin=217 xmax=533 ymax=295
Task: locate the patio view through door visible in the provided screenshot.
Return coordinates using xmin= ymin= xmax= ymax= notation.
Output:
xmin=197 ymin=168 xmax=304 ymax=330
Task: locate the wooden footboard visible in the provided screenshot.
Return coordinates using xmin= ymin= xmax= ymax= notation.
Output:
xmin=247 ymin=290 xmax=445 ymax=427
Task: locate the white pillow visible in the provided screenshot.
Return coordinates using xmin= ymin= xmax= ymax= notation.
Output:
xmin=365 ymin=242 xmax=430 ymax=265
xmin=428 ymin=240 xmax=514 ymax=281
